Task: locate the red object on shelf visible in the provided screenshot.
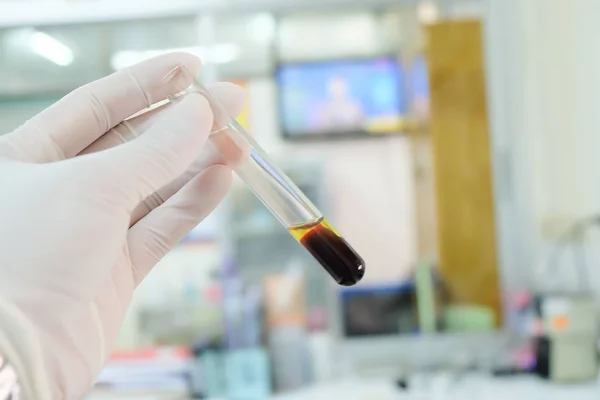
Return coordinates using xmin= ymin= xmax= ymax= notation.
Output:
xmin=109 ymin=346 xmax=191 ymax=361
xmin=205 ymin=284 xmax=222 ymax=302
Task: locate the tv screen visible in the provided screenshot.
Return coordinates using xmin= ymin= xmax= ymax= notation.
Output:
xmin=276 ymin=57 xmax=407 ymax=139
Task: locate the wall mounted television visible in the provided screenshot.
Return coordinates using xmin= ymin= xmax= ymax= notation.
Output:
xmin=276 ymin=57 xmax=407 ymax=140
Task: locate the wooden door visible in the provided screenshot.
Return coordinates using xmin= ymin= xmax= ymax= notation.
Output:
xmin=426 ymin=20 xmax=501 ymax=323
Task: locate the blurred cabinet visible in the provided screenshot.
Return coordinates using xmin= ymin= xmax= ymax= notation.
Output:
xmin=426 ymin=20 xmax=501 ymax=323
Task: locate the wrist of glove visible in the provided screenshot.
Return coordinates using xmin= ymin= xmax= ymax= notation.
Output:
xmin=0 ymin=358 xmax=21 ymax=400
xmin=0 ymin=296 xmax=50 ymax=400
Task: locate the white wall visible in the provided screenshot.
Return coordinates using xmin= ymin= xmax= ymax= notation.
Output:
xmin=277 ymin=13 xmax=388 ymax=61
xmin=484 ymin=0 xmax=600 ymax=295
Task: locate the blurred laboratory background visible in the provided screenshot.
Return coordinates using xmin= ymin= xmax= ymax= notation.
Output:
xmin=2 ymin=0 xmax=600 ymax=399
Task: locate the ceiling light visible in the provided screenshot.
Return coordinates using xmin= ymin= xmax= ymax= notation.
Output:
xmin=28 ymin=31 xmax=74 ymax=66
xmin=418 ymin=1 xmax=440 ymax=24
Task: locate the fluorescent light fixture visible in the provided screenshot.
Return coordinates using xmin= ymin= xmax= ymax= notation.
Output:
xmin=418 ymin=0 xmax=440 ymax=24
xmin=110 ymin=44 xmax=239 ymax=71
xmin=28 ymin=31 xmax=74 ymax=66
xmin=251 ymin=13 xmax=276 ymax=43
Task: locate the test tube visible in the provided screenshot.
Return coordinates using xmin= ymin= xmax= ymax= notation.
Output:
xmin=164 ymin=66 xmax=365 ymax=286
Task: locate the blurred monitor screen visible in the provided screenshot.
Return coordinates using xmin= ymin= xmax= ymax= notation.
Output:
xmin=340 ymin=276 xmax=498 ymax=338
xmin=341 ymin=283 xmax=419 ymax=337
xmin=276 ymin=57 xmax=407 ymax=139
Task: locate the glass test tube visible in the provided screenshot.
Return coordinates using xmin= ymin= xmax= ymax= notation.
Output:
xmin=165 ymin=66 xmax=365 ymax=286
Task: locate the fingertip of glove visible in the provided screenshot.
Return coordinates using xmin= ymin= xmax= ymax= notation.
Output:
xmin=167 ymin=93 xmax=213 ymax=136
xmin=158 ymin=55 xmax=202 ymax=97
xmin=209 ymin=82 xmax=246 ymax=118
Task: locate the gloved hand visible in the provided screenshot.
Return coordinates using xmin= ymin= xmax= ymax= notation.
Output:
xmin=0 ymin=52 xmax=245 ymax=399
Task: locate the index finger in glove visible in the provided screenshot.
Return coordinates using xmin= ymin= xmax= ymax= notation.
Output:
xmin=79 ymin=92 xmax=213 ymax=211
xmin=0 ymin=52 xmax=201 ymax=163
xmin=79 ymin=81 xmax=245 ymax=157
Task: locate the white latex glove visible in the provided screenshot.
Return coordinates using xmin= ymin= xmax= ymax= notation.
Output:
xmin=0 ymin=53 xmax=246 ymax=399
